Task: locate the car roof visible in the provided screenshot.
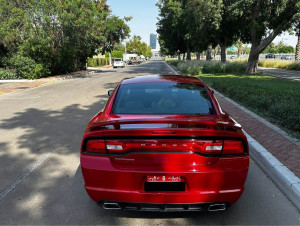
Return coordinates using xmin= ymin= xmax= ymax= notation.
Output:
xmin=121 ymin=75 xmax=205 ymax=85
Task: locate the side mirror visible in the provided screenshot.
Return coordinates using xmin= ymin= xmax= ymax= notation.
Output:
xmin=108 ymin=90 xmax=114 ymax=96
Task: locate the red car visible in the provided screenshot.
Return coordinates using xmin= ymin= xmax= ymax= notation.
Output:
xmin=80 ymin=75 xmax=249 ymax=211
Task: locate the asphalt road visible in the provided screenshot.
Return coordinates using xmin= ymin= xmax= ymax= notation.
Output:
xmin=0 ymin=61 xmax=299 ymax=225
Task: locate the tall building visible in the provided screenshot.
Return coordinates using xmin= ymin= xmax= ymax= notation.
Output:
xmin=150 ymin=33 xmax=157 ymax=49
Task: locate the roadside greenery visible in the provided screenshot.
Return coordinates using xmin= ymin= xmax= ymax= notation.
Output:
xmin=176 ymin=60 xmax=246 ymax=75
xmin=157 ymin=0 xmax=300 ymax=73
xmin=0 ymin=0 xmax=130 ymax=79
xmin=172 ymin=60 xmax=300 ymax=138
xmin=126 ymin=36 xmax=153 ymax=58
xmin=263 ymin=41 xmax=295 ymax=54
xmin=200 ymin=74 xmax=300 ymax=138
xmin=87 ymin=58 xmax=108 ymax=68
xmin=258 ymin=60 xmax=300 ymax=71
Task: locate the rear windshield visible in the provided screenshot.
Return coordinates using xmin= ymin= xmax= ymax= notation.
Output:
xmin=114 ymin=59 xmax=122 ymax=61
xmin=112 ymin=82 xmax=215 ymax=115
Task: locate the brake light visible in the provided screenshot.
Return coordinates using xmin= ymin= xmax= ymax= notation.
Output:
xmin=86 ymin=140 xmax=106 ymax=154
xmin=223 ymin=140 xmax=244 ymax=154
xmin=84 ymin=139 xmax=245 ymax=155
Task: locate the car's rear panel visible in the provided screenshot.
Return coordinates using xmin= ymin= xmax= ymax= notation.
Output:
xmin=80 ymin=75 xmax=250 ymax=210
xmin=81 ymin=120 xmax=249 ymax=206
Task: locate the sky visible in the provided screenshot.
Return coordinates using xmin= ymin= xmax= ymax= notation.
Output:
xmin=107 ymin=0 xmax=159 ymax=46
xmin=107 ymin=0 xmax=298 ymax=48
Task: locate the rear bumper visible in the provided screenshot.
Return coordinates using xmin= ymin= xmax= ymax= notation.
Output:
xmin=81 ymin=154 xmax=249 ymax=205
xmin=99 ymin=201 xmax=230 ymax=212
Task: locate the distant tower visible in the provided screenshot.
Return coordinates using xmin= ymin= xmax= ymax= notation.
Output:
xmin=150 ymin=33 xmax=157 ymax=49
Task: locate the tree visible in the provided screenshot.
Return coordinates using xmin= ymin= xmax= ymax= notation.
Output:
xmin=101 ymin=16 xmax=131 ymax=53
xmin=156 ymin=0 xmax=187 ymax=59
xmin=101 ymin=15 xmax=130 ymax=65
xmin=232 ymin=0 xmax=300 ymax=73
xmin=0 ymin=0 xmax=130 ymax=76
xmin=185 ymin=0 xmax=223 ymax=61
xmin=126 ymin=36 xmax=152 ymax=57
xmin=234 ymin=40 xmax=243 ymax=58
xmin=295 ymin=23 xmax=300 ymax=61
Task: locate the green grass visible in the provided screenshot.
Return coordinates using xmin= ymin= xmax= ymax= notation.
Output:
xmin=199 ymin=74 xmax=300 ymax=138
xmin=258 ymin=60 xmax=300 ymax=71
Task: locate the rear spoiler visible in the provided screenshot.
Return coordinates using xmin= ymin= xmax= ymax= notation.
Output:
xmin=87 ymin=119 xmax=242 ymax=133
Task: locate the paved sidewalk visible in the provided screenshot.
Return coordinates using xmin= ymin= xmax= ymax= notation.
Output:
xmin=258 ymin=66 xmax=300 ymax=82
xmin=215 ymin=93 xmax=300 ymax=178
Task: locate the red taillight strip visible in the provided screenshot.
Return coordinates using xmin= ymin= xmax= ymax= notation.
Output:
xmin=83 ymin=137 xmax=246 ymax=156
xmin=85 ymin=139 xmax=106 ymax=154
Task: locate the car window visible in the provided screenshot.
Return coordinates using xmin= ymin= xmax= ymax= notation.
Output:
xmin=114 ymin=59 xmax=122 ymax=61
xmin=112 ymin=82 xmax=215 ymax=115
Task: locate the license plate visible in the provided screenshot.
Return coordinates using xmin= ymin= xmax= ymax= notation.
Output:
xmin=147 ymin=176 xmax=182 ymax=182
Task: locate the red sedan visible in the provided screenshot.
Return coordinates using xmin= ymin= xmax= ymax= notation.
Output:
xmin=80 ymin=75 xmax=249 ymax=211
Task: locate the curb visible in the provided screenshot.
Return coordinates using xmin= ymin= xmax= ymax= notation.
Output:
xmin=212 ymin=89 xmax=300 ymax=211
xmin=0 ymin=71 xmax=95 ymax=96
xmin=165 ymin=61 xmax=179 ymax=75
xmin=165 ymin=61 xmax=300 ymax=210
xmin=53 ymin=71 xmax=95 ymax=81
xmin=0 ymin=71 xmax=95 ymax=84
xmin=0 ymin=79 xmax=36 ymax=83
xmin=246 ymin=132 xmax=300 ymax=210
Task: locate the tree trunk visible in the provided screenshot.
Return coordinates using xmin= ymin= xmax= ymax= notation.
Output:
xmin=178 ymin=53 xmax=181 ymax=61
xmin=245 ymin=21 xmax=286 ymax=74
xmin=296 ymin=32 xmax=300 ymax=61
xmin=183 ymin=53 xmax=186 ymax=61
xmin=186 ymin=48 xmax=191 ymax=60
xmin=206 ymin=45 xmax=212 ymax=61
xmin=245 ymin=47 xmax=260 ymax=74
xmin=196 ymin=52 xmax=200 ymax=60
xmin=238 ymin=46 xmax=242 ymax=58
xmin=220 ymin=44 xmax=226 ymax=63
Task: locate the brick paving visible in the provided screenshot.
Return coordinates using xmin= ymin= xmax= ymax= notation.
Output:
xmin=215 ymin=93 xmax=300 ymax=178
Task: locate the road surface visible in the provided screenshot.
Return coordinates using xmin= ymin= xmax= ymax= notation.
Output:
xmin=0 ymin=61 xmax=299 ymax=224
xmin=257 ymin=66 xmax=300 ymax=81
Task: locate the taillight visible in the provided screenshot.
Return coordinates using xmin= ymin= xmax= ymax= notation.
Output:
xmin=85 ymin=139 xmax=106 ymax=154
xmin=196 ymin=140 xmax=223 ymax=154
xmin=84 ymin=139 xmax=245 ymax=155
xmin=223 ymin=140 xmax=244 ymax=154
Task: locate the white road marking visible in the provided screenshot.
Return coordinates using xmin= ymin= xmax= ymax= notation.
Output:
xmin=0 ymin=152 xmax=53 ymax=201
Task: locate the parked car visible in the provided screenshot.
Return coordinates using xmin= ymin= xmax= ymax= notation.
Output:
xmin=81 ymin=75 xmax=249 ymax=212
xmin=112 ymin=58 xmax=125 ymax=68
xmin=230 ymin=56 xmax=237 ymax=59
xmin=281 ymin=55 xmax=293 ymax=60
xmin=266 ymin=53 xmax=276 ymax=59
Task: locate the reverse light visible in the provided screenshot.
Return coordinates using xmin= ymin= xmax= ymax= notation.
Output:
xmin=106 ymin=141 xmax=125 ymax=154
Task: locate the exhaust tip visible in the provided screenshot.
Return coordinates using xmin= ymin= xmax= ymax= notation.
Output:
xmin=208 ymin=203 xmax=226 ymax=211
xmin=103 ymin=202 xmax=121 ymax=210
